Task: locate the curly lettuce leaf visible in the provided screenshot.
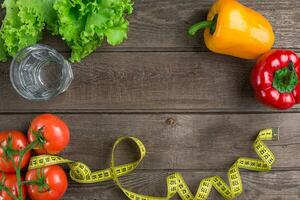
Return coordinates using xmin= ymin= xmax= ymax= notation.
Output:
xmin=0 ymin=0 xmax=58 ymax=58
xmin=0 ymin=0 xmax=133 ymax=62
xmin=17 ymin=0 xmax=59 ymax=34
xmin=54 ymin=0 xmax=133 ymax=62
xmin=0 ymin=5 xmax=7 ymax=61
xmin=0 ymin=0 xmax=22 ymax=56
xmin=0 ymin=0 xmax=44 ymax=56
xmin=0 ymin=37 xmax=7 ymax=61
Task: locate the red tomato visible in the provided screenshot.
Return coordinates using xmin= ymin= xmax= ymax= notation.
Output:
xmin=28 ymin=114 xmax=70 ymax=155
xmin=0 ymin=131 xmax=31 ymax=172
xmin=26 ymin=165 xmax=68 ymax=200
xmin=0 ymin=173 xmax=26 ymax=200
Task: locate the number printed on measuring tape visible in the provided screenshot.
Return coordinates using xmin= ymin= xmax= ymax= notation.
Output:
xmin=29 ymin=128 xmax=279 ymax=200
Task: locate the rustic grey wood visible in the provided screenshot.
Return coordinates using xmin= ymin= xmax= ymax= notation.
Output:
xmin=0 ymin=0 xmax=299 ymax=199
xmin=37 ymin=0 xmax=299 ymax=52
xmin=0 ymin=113 xmax=298 ymax=199
xmin=1 ymin=0 xmax=299 ymax=52
xmin=1 ymin=52 xmax=300 ymax=112
xmin=0 ymin=114 xmax=298 ymax=170
xmin=63 ymin=170 xmax=300 ymax=200
xmin=0 ymin=0 xmax=299 ymax=112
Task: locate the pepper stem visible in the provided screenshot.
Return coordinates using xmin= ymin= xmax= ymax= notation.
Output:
xmin=188 ymin=15 xmax=218 ymax=36
xmin=273 ymin=61 xmax=299 ymax=93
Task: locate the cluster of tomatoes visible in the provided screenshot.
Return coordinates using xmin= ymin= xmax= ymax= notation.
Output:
xmin=0 ymin=114 xmax=70 ymax=200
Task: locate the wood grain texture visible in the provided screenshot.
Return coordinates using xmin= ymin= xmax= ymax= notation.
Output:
xmin=0 ymin=0 xmax=298 ymax=52
xmin=0 ymin=1 xmax=299 ymax=199
xmin=0 ymin=1 xmax=299 ymax=113
xmin=36 ymin=0 xmax=299 ymax=52
xmin=0 ymin=114 xmax=299 ymax=170
xmin=1 ymin=52 xmax=300 ymax=112
xmin=63 ymin=170 xmax=300 ymax=200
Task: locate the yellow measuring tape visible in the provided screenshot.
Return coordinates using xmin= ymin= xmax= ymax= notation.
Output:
xmin=28 ymin=128 xmax=279 ymax=200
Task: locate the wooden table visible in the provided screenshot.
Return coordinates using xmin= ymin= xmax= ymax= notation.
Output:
xmin=0 ymin=0 xmax=299 ymax=199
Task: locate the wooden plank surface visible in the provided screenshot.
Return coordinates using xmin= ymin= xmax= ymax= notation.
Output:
xmin=64 ymin=170 xmax=300 ymax=200
xmin=0 ymin=114 xmax=298 ymax=170
xmin=0 ymin=0 xmax=299 ymax=112
xmin=0 ymin=0 xmax=299 ymax=199
xmin=38 ymin=0 xmax=300 ymax=51
xmin=0 ymin=113 xmax=298 ymax=199
xmin=1 ymin=52 xmax=300 ymax=112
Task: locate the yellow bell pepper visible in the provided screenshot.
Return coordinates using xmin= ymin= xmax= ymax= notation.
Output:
xmin=188 ymin=0 xmax=275 ymax=59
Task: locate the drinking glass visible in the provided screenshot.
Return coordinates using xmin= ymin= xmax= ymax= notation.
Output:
xmin=10 ymin=44 xmax=73 ymax=101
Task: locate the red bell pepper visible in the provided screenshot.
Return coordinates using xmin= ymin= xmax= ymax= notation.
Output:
xmin=251 ymin=50 xmax=300 ymax=109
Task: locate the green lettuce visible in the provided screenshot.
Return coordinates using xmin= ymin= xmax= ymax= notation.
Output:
xmin=17 ymin=0 xmax=59 ymax=34
xmin=53 ymin=0 xmax=133 ymax=62
xmin=0 ymin=0 xmax=42 ymax=58
xmin=0 ymin=37 xmax=7 ymax=61
xmin=0 ymin=0 xmax=133 ymax=62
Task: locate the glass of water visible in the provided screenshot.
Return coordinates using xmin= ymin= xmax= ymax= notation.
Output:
xmin=10 ymin=44 xmax=73 ymax=101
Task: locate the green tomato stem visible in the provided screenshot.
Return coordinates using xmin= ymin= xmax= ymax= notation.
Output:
xmin=15 ymin=168 xmax=22 ymax=200
xmin=15 ymin=140 xmax=40 ymax=200
xmin=2 ymin=130 xmax=45 ymax=200
xmin=5 ymin=153 xmax=20 ymax=200
xmin=22 ymin=171 xmax=50 ymax=192
xmin=21 ymin=180 xmax=41 ymax=185
xmin=0 ymin=184 xmax=18 ymax=200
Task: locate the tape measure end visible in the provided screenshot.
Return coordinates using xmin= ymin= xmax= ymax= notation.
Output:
xmin=272 ymin=127 xmax=279 ymax=141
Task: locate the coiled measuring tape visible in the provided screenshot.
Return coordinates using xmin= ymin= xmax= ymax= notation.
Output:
xmin=28 ymin=128 xmax=279 ymax=200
